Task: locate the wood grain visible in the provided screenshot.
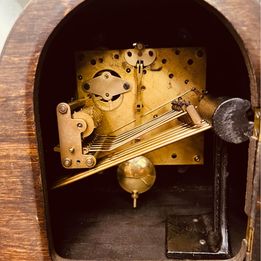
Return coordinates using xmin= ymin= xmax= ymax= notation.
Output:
xmin=0 ymin=1 xmax=84 ymax=260
xmin=0 ymin=0 xmax=259 ymax=260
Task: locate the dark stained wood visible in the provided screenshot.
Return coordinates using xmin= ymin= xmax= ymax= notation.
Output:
xmin=201 ymin=0 xmax=260 ymax=107
xmin=0 ymin=0 xmax=259 ymax=260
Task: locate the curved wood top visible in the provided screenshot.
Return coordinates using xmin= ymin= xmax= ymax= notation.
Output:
xmin=0 ymin=0 xmax=259 ymax=260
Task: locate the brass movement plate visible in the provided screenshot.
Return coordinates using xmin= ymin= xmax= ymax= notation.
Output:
xmin=75 ymin=47 xmax=206 ymax=165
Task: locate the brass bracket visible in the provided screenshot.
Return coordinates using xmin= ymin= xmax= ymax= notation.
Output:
xmin=124 ymin=46 xmax=156 ymax=67
xmin=56 ymin=102 xmax=96 ymax=169
xmin=84 ymin=71 xmax=132 ymax=101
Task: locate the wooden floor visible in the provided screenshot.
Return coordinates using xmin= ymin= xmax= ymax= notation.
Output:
xmin=49 ymin=167 xmax=246 ymax=260
xmin=50 ymin=167 xmax=212 ymax=260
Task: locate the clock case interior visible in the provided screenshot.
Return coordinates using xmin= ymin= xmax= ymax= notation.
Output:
xmin=34 ymin=0 xmax=251 ymax=260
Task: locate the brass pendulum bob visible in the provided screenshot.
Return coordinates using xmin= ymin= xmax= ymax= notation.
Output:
xmin=117 ymin=156 xmax=156 ymax=208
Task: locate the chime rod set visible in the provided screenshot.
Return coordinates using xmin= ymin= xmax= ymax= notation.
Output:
xmin=53 ymin=120 xmax=211 ymax=188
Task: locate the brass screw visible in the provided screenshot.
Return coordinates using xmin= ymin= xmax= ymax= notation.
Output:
xmin=85 ymin=155 xmax=96 ymax=168
xmin=194 ymin=155 xmax=200 ymax=162
xmin=123 ymin=82 xmax=130 ymax=90
xmin=77 ymin=123 xmax=83 ymax=128
xmin=69 ymin=147 xmax=75 ymax=153
xmin=63 ymin=158 xmax=72 ymax=167
xmin=58 ymin=103 xmax=68 ymax=114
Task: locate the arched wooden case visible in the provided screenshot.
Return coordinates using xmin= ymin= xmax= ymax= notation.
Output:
xmin=0 ymin=0 xmax=259 ymax=260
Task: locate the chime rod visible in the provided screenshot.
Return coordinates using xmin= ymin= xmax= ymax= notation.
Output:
xmin=90 ymin=120 xmax=189 ymax=151
xmin=100 ymin=122 xmax=209 ymax=160
xmin=112 ymin=110 xmax=181 ymax=140
xmin=95 ymin=110 xmax=182 ymax=141
xmin=94 ymin=122 xmax=190 ymax=158
xmin=90 ymin=111 xmax=186 ymax=151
